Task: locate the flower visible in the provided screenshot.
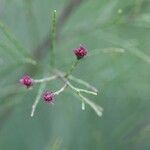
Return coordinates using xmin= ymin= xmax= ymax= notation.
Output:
xmin=74 ymin=44 xmax=88 ymax=59
xmin=20 ymin=75 xmax=33 ymax=88
xmin=43 ymin=91 xmax=55 ymax=103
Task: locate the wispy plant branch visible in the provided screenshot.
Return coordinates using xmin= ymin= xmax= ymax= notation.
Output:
xmin=65 ymin=60 xmax=79 ymax=77
xmin=69 ymin=75 xmax=98 ymax=93
xmin=54 ymin=84 xmax=68 ymax=95
xmin=0 ymin=21 xmax=29 ymax=56
xmin=81 ymin=101 xmax=85 ymax=110
xmin=34 ymin=75 xmax=58 ymax=83
xmin=0 ymin=22 xmax=36 ymax=65
xmin=0 ymin=42 xmax=36 ymax=65
xmin=77 ymin=93 xmax=103 ymax=117
xmin=53 ymin=71 xmax=102 ymax=116
xmin=27 ymin=69 xmax=102 ymax=117
xmin=21 ymin=58 xmax=37 ymax=65
xmin=67 ymin=81 xmax=97 ymax=95
xmin=55 ymin=70 xmax=98 ymax=95
xmin=33 ymin=0 xmax=84 ymax=60
xmin=31 ymin=82 xmax=46 ymax=117
xmin=24 ymin=0 xmax=40 ymax=47
xmin=50 ymin=10 xmax=57 ymax=67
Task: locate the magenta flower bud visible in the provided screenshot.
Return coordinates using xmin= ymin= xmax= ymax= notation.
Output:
xmin=74 ymin=44 xmax=88 ymax=59
xmin=43 ymin=91 xmax=55 ymax=103
xmin=20 ymin=75 xmax=33 ymax=88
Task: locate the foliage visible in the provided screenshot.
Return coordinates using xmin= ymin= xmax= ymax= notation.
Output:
xmin=0 ymin=0 xmax=150 ymax=150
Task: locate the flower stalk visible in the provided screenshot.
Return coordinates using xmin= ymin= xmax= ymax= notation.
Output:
xmin=31 ymin=82 xmax=46 ymax=117
xmin=54 ymin=84 xmax=68 ymax=95
xmin=33 ymin=75 xmax=57 ymax=83
xmin=69 ymin=75 xmax=98 ymax=93
xmin=65 ymin=60 xmax=79 ymax=78
xmin=77 ymin=93 xmax=103 ymax=117
xmin=50 ymin=10 xmax=57 ymax=68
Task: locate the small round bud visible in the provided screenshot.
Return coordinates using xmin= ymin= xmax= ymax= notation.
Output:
xmin=74 ymin=44 xmax=88 ymax=59
xmin=20 ymin=75 xmax=33 ymax=88
xmin=43 ymin=91 xmax=55 ymax=103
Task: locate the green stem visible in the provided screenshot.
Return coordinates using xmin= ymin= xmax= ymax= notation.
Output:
xmin=0 ymin=21 xmax=29 ymax=56
xmin=65 ymin=60 xmax=79 ymax=78
xmin=50 ymin=10 xmax=56 ymax=68
xmin=24 ymin=0 xmax=40 ymax=48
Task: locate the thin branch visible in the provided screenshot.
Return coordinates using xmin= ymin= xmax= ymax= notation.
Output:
xmin=21 ymin=57 xmax=37 ymax=65
xmin=50 ymin=10 xmax=57 ymax=67
xmin=55 ymin=70 xmax=97 ymax=95
xmin=31 ymin=83 xmax=46 ymax=117
xmin=54 ymin=84 xmax=68 ymax=95
xmin=33 ymin=75 xmax=57 ymax=83
xmin=67 ymin=81 xmax=97 ymax=95
xmin=65 ymin=60 xmax=79 ymax=78
xmin=0 ymin=42 xmax=36 ymax=65
xmin=0 ymin=21 xmax=30 ymax=56
xmin=78 ymin=93 xmax=103 ymax=117
xmin=55 ymin=70 xmax=102 ymax=116
xmin=81 ymin=101 xmax=85 ymax=110
xmin=24 ymin=0 xmax=40 ymax=47
xmin=33 ymin=0 xmax=84 ymax=60
xmin=69 ymin=75 xmax=98 ymax=93
xmin=55 ymin=69 xmax=98 ymax=93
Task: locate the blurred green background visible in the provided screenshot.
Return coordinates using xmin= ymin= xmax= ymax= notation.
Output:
xmin=0 ymin=0 xmax=150 ymax=149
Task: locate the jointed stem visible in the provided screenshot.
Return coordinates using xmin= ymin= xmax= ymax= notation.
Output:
xmin=77 ymin=93 xmax=103 ymax=117
xmin=56 ymin=70 xmax=97 ymax=95
xmin=50 ymin=10 xmax=57 ymax=68
xmin=31 ymin=82 xmax=46 ymax=117
xmin=34 ymin=75 xmax=57 ymax=83
xmin=0 ymin=21 xmax=29 ymax=56
xmin=65 ymin=60 xmax=79 ymax=78
xmin=30 ymin=69 xmax=101 ymax=117
xmin=54 ymin=84 xmax=68 ymax=95
xmin=69 ymin=75 xmax=98 ymax=93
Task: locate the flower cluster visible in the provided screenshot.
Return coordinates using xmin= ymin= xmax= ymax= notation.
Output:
xmin=20 ymin=75 xmax=33 ymax=88
xmin=20 ymin=45 xmax=88 ymax=103
xmin=43 ymin=91 xmax=55 ymax=103
xmin=20 ymin=44 xmax=102 ymax=117
xmin=74 ymin=44 xmax=87 ymax=59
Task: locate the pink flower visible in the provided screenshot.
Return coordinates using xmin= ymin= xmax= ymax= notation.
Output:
xmin=43 ymin=91 xmax=55 ymax=103
xmin=20 ymin=75 xmax=33 ymax=88
xmin=74 ymin=44 xmax=88 ymax=59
